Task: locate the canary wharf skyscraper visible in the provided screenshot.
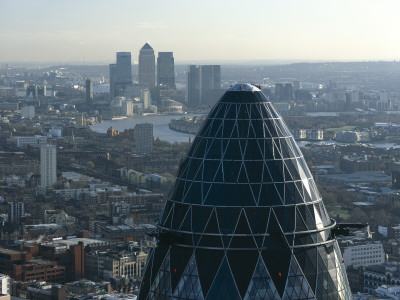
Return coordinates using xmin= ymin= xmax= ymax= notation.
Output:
xmin=139 ymin=43 xmax=156 ymax=90
xmin=157 ymin=52 xmax=175 ymax=90
xmin=139 ymin=84 xmax=351 ymax=300
xmin=110 ymin=52 xmax=132 ymax=99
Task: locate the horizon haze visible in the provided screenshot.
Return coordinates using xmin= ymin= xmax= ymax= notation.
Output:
xmin=1 ymin=0 xmax=400 ymax=64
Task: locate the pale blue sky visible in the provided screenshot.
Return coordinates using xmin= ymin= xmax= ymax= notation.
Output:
xmin=1 ymin=0 xmax=399 ymax=63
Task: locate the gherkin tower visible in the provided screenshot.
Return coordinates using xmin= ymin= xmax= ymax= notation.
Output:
xmin=139 ymin=84 xmax=351 ymax=300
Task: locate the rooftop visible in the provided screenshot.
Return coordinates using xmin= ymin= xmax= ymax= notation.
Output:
xmin=141 ymin=43 xmax=153 ymax=51
xmin=228 ymin=83 xmax=261 ymax=91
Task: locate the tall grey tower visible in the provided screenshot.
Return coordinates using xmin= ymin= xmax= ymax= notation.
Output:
xmin=40 ymin=145 xmax=57 ymax=188
xmin=109 ymin=52 xmax=132 ymax=99
xmin=139 ymin=43 xmax=156 ymax=90
xmin=157 ymin=52 xmax=175 ymax=89
xmin=135 ymin=123 xmax=153 ymax=153
xmin=187 ymin=65 xmax=221 ymax=107
xmin=85 ymin=78 xmax=93 ymax=104
xmin=139 ymin=83 xmax=351 ymax=300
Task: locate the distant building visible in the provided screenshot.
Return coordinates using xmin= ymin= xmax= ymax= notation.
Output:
xmin=26 ymin=85 xmax=46 ymax=98
xmin=21 ymin=105 xmax=35 ymax=118
xmin=0 ymin=247 xmax=66 ymax=283
xmin=44 ymin=210 xmax=75 ymax=227
xmin=110 ymin=52 xmax=132 ymax=99
xmin=109 ymin=201 xmax=130 ymax=224
xmin=135 ymin=123 xmax=153 ymax=153
xmin=0 ymin=273 xmax=10 ymax=296
xmin=160 ymin=97 xmax=182 ymax=113
xmin=8 ymin=202 xmax=24 ymax=224
xmin=0 ymin=87 xmax=16 ymax=97
xmin=364 ymin=263 xmax=400 ymax=293
xmin=376 ymin=285 xmax=400 ymax=299
xmin=293 ymin=80 xmax=301 ymax=91
xmin=86 ymin=250 xmax=147 ymax=280
xmin=187 ymin=65 xmax=221 ymax=106
xmin=157 ymin=52 xmax=175 ymax=89
xmin=187 ymin=65 xmax=200 ymax=106
xmin=339 ymin=155 xmax=381 ymax=173
xmin=275 ymin=83 xmax=293 ymax=100
xmin=145 ymin=173 xmax=166 ymax=189
xmin=40 ymin=145 xmax=57 ymax=188
xmin=12 ymin=281 xmax=66 ymax=300
xmin=86 ymin=78 xmax=93 ymax=104
xmin=141 ymin=89 xmax=151 ymax=109
xmin=199 ymin=65 xmax=221 ymax=106
xmin=107 ymin=127 xmax=119 ymax=137
xmin=307 ymin=129 xmax=324 ymax=141
xmin=139 ymin=43 xmax=155 ymax=90
xmin=292 ymin=129 xmax=323 ymax=140
xmin=0 ymin=102 xmax=19 ymax=111
xmin=49 ymin=126 xmax=62 ymax=137
xmin=9 ymin=135 xmax=47 ymax=148
xmin=121 ymin=100 xmax=133 ymax=116
xmin=292 ymin=129 xmax=307 ymax=140
xmin=294 ymin=89 xmax=312 ymax=101
xmin=336 ymin=131 xmax=361 ymax=143
xmin=340 ymin=241 xmax=385 ymax=269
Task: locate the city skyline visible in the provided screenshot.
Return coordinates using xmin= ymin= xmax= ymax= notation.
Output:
xmin=1 ymin=0 xmax=400 ymax=63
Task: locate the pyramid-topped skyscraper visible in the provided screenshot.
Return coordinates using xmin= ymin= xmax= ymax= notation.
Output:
xmin=139 ymin=84 xmax=351 ymax=299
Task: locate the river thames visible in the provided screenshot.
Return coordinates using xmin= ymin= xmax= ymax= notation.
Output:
xmin=90 ymin=114 xmax=202 ymax=143
xmin=90 ymin=113 xmax=400 ymax=148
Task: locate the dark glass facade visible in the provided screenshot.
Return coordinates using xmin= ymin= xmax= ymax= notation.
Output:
xmin=139 ymin=83 xmax=352 ymax=300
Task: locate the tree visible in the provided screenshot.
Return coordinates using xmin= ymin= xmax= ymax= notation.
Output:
xmin=86 ymin=161 xmax=95 ymax=169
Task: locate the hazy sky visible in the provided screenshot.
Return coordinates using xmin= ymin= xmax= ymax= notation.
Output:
xmin=1 ymin=0 xmax=399 ymax=63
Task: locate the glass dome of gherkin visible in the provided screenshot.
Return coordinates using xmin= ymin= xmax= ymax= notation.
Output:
xmin=139 ymin=83 xmax=352 ymax=300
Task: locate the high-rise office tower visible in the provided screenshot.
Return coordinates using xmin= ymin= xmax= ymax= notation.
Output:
xmin=86 ymin=78 xmax=93 ymax=104
xmin=200 ymin=65 xmax=221 ymax=105
xmin=139 ymin=83 xmax=351 ymax=299
xmin=109 ymin=52 xmax=132 ymax=99
xmin=157 ymin=52 xmax=175 ymax=89
xmin=40 ymin=145 xmax=57 ymax=188
xmin=8 ymin=202 xmax=24 ymax=223
xmin=135 ymin=123 xmax=153 ymax=153
xmin=187 ymin=65 xmax=201 ymax=106
xmin=139 ymin=43 xmax=155 ymax=90
xmin=187 ymin=65 xmax=221 ymax=107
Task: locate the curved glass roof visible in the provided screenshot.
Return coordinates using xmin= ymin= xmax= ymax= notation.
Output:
xmin=139 ymin=85 xmax=352 ymax=300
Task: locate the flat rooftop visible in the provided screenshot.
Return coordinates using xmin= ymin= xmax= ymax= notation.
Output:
xmin=50 ymin=237 xmax=110 ymax=247
xmin=320 ymin=171 xmax=391 ymax=184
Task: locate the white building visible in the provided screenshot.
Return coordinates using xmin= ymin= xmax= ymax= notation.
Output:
xmin=21 ymin=105 xmax=35 ymax=118
xmin=14 ymin=135 xmax=47 ymax=148
xmin=378 ymin=226 xmax=388 ymax=238
xmin=44 ymin=210 xmax=75 ymax=227
xmin=0 ymin=273 xmax=11 ymax=295
xmin=141 ymin=89 xmax=151 ymax=109
xmin=121 ymin=100 xmax=133 ymax=116
xmin=49 ymin=126 xmax=62 ymax=137
xmin=375 ymin=285 xmax=400 ymax=300
xmin=40 ymin=145 xmax=57 ymax=188
xmin=342 ymin=242 xmax=385 ymax=268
